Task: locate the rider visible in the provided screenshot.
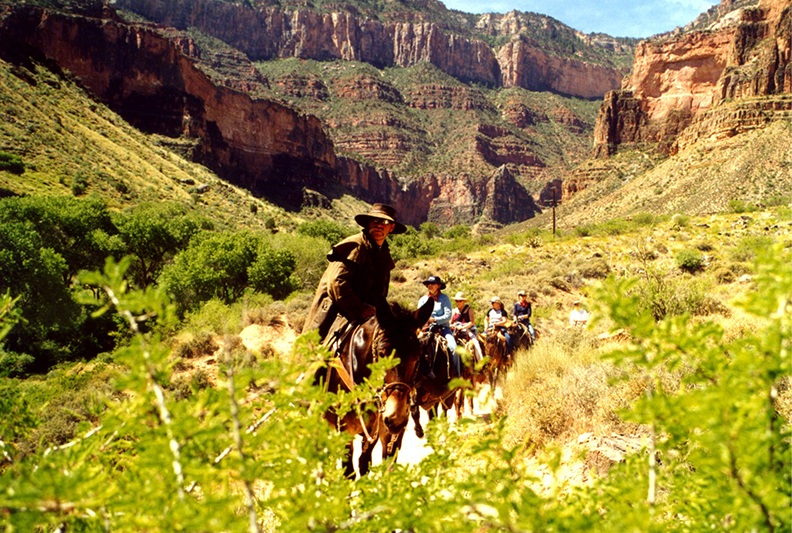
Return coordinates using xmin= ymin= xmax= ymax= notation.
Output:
xmin=302 ymin=203 xmax=406 ymax=345
xmin=569 ymin=300 xmax=589 ymax=327
xmin=513 ymin=290 xmax=536 ymax=341
xmin=417 ymin=276 xmax=460 ymax=377
xmin=450 ymin=292 xmax=484 ymax=363
xmin=485 ymin=297 xmax=512 ymax=352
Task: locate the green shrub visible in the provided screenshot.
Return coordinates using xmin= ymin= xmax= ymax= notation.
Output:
xmin=671 ymin=213 xmax=690 ymax=228
xmin=419 ymin=222 xmax=440 ymax=239
xmin=443 ymin=225 xmax=471 ymax=239
xmin=296 ymin=219 xmax=354 ymax=244
xmin=728 ymin=199 xmax=752 ymax=213
xmin=675 ymin=248 xmax=704 ymax=273
xmin=71 ymin=173 xmax=88 ymax=196
xmin=0 ymin=151 xmax=24 ymax=174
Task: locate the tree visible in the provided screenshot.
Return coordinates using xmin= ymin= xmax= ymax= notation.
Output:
xmin=296 ymin=219 xmax=354 ymax=244
xmin=248 ymin=246 xmax=300 ymax=299
xmin=160 ymin=230 xmax=298 ymax=313
xmin=0 ymin=222 xmax=79 ymax=369
xmin=114 ymin=202 xmax=211 ymax=288
xmin=0 ymin=195 xmax=122 ymax=283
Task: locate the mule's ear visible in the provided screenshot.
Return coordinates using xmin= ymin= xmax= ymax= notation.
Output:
xmin=375 ymin=298 xmax=395 ymax=326
xmin=414 ymin=298 xmax=434 ymax=329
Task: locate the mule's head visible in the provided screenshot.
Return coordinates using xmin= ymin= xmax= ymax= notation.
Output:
xmin=374 ymin=298 xmax=434 ymax=432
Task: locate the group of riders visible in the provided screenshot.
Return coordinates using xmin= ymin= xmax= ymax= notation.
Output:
xmin=302 ymin=203 xmax=542 ymax=473
xmin=417 ymin=275 xmax=535 ymax=381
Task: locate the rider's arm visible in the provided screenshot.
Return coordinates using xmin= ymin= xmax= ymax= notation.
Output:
xmin=434 ymin=294 xmax=453 ymax=326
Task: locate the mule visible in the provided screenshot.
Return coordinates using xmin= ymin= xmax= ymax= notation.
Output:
xmin=317 ymin=298 xmax=433 ymax=478
xmin=410 ymin=329 xmax=463 ymax=439
xmin=455 ymin=336 xmax=490 ymax=416
xmin=508 ymin=322 xmax=534 ymax=351
xmin=483 ymin=328 xmax=513 ymax=389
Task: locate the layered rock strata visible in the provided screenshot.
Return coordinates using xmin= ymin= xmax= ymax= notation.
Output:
xmin=0 ymin=4 xmax=540 ymax=225
xmin=117 ymin=0 xmax=626 ymax=99
xmin=593 ymin=0 xmax=790 ymax=157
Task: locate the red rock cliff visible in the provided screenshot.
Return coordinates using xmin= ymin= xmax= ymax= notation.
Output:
xmin=0 ymin=5 xmax=541 ymax=225
xmin=116 ymin=0 xmax=625 ymax=99
xmin=593 ymin=0 xmax=790 ymax=156
xmin=0 ymin=6 xmax=336 ymax=206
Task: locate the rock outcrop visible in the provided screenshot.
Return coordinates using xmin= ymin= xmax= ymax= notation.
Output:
xmin=593 ymin=0 xmax=790 ymax=157
xmin=117 ymin=0 xmax=627 ymax=100
xmin=497 ymin=36 xmax=624 ymax=98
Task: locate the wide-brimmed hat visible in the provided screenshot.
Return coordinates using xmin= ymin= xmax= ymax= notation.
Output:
xmin=422 ymin=275 xmax=446 ymax=290
xmin=451 ymin=291 xmax=467 ymax=301
xmin=490 ymin=296 xmax=501 ymax=304
xmin=354 ymin=203 xmax=407 ymax=234
xmin=517 ymin=290 xmax=526 ymax=296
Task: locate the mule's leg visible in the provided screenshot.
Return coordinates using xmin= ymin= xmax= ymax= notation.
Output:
xmin=358 ymin=436 xmax=375 ymax=476
xmin=411 ymin=403 xmax=424 ymax=439
xmin=343 ymin=440 xmax=356 ymax=479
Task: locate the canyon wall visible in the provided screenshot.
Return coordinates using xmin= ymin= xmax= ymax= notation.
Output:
xmin=593 ymin=0 xmax=790 ymax=157
xmin=0 ymin=4 xmax=539 ymax=225
xmin=116 ymin=0 xmax=625 ymax=99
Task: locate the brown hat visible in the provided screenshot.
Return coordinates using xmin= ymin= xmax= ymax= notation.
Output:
xmin=354 ymin=203 xmax=407 ymax=234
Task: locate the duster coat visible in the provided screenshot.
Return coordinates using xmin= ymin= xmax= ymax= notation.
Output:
xmin=302 ymin=231 xmax=395 ymax=341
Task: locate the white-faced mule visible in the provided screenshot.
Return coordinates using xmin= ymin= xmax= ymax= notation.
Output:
xmin=316 ymin=298 xmax=434 ymax=478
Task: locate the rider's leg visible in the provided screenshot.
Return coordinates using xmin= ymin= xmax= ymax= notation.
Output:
xmin=443 ymin=329 xmax=460 ymax=376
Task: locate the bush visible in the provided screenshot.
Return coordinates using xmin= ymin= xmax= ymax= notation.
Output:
xmin=713 ymin=266 xmax=735 ymax=284
xmin=419 ymin=222 xmax=440 ymax=239
xmin=675 ymin=248 xmax=704 ymax=273
xmin=578 ymin=257 xmax=611 ymax=279
xmin=71 ymin=173 xmax=88 ymax=196
xmin=296 ymin=219 xmax=354 ymax=244
xmin=0 ymin=151 xmax=24 ymax=174
xmin=443 ymin=225 xmax=471 ymax=239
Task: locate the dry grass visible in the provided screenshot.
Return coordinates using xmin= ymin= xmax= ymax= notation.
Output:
xmin=498 ymin=329 xmax=642 ymax=450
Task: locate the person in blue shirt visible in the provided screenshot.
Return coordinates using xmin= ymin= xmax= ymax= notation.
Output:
xmin=513 ymin=290 xmax=536 ymax=341
xmin=417 ymin=275 xmax=460 ymax=377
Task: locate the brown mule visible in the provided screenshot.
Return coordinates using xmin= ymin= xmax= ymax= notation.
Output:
xmin=317 ymin=298 xmax=434 ymax=477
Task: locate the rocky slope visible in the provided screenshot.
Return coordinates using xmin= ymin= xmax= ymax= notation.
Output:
xmin=593 ymin=0 xmax=790 ymax=157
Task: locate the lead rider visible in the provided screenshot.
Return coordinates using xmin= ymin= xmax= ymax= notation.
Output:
xmin=302 ymin=203 xmax=407 ymax=344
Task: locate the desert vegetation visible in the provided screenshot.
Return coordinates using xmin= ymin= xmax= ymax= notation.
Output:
xmin=0 ymin=189 xmax=789 ymax=530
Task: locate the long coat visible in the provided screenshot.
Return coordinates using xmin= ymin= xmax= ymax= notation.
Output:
xmin=302 ymin=231 xmax=395 ymax=341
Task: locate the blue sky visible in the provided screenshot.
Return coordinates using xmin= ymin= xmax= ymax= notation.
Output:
xmin=442 ymin=0 xmax=721 ymax=38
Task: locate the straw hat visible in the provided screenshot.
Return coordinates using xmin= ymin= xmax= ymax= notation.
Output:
xmin=451 ymin=292 xmax=467 ymax=301
xmin=354 ymin=203 xmax=407 ymax=234
xmin=490 ymin=296 xmax=501 ymax=304
xmin=517 ymin=290 xmax=526 ymax=296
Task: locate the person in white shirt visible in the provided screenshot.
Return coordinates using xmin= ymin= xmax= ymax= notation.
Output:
xmin=569 ymin=300 xmax=589 ymax=327
xmin=485 ymin=296 xmax=512 ymax=352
